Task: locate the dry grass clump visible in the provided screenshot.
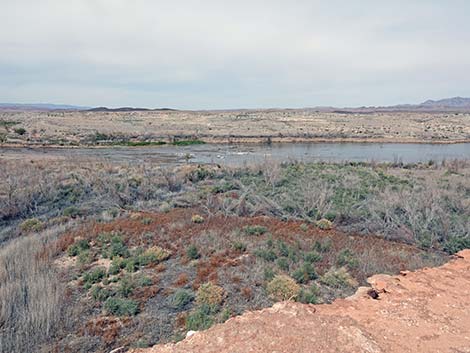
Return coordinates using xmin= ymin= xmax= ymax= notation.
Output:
xmin=0 ymin=226 xmax=70 ymax=353
xmin=19 ymin=217 xmax=45 ymax=232
xmin=266 ymin=275 xmax=300 ymax=301
xmin=196 ymin=282 xmax=226 ymax=307
xmin=191 ymin=214 xmax=205 ymax=224
xmin=315 ymin=219 xmax=333 ymax=230
xmin=143 ymin=246 xmax=172 ymax=262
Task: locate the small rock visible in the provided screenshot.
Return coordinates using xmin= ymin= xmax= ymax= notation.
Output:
xmin=186 ymin=330 xmax=197 ymax=338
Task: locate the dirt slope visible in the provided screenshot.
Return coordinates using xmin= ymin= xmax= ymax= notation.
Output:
xmin=135 ymin=250 xmax=470 ymax=353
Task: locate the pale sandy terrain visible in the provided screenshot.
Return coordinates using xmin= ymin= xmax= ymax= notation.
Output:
xmin=1 ymin=110 xmax=470 ymax=145
xmin=135 ymin=250 xmax=470 ymax=353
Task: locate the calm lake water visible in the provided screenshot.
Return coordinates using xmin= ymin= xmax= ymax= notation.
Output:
xmin=2 ymin=143 xmax=469 ymax=166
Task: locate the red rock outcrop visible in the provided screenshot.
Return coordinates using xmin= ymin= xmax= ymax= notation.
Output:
xmin=135 ymin=250 xmax=470 ymax=353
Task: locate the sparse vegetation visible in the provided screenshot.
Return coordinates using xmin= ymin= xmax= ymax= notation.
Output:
xmin=1 ymin=158 xmax=466 ymax=352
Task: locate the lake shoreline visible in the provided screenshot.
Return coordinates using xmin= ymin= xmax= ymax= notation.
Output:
xmin=2 ymin=141 xmax=469 ymax=166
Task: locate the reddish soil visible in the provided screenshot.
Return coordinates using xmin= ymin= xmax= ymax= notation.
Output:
xmin=134 ymin=250 xmax=470 ymax=353
xmin=61 ymin=208 xmax=445 ymax=284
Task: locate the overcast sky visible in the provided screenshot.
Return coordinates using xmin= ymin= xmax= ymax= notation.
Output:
xmin=1 ymin=0 xmax=470 ymax=109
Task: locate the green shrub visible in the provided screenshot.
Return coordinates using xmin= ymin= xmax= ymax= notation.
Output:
xmin=187 ymin=166 xmax=214 ymax=182
xmin=211 ymin=181 xmax=237 ymax=194
xmin=313 ymin=238 xmax=332 ymax=253
xmin=276 ymin=257 xmax=289 ymax=271
xmin=232 ymin=241 xmax=247 ymax=252
xmin=266 ymin=237 xmax=274 ymax=248
xmin=266 ymin=275 xmax=300 ymax=301
xmin=63 ymin=206 xmax=82 ymax=218
xmin=91 ymin=285 xmax=112 ymax=302
xmin=264 ymin=267 xmax=275 ymax=281
xmin=104 ymin=297 xmax=139 ymax=316
xmin=186 ymin=245 xmax=200 ymax=260
xmin=291 ymin=263 xmax=317 ymax=284
xmin=170 ymin=289 xmax=194 ymax=310
xmin=243 ymin=225 xmax=268 ymax=236
xmin=133 ymin=339 xmax=150 ymax=348
xmin=304 ymin=251 xmax=322 ymax=263
xmin=172 ymin=139 xmax=205 ymax=146
xmin=220 ymin=308 xmax=231 ymax=323
xmin=277 ymin=241 xmax=289 ymax=257
xmin=125 ymin=258 xmax=138 ymax=273
xmin=118 ymin=276 xmax=135 ymax=297
xmin=255 ymin=249 xmax=277 ymax=262
xmin=287 ymin=247 xmax=300 ymax=263
xmin=83 ymin=267 xmax=107 ymax=286
xmin=320 ymin=267 xmax=357 ymax=289
xmin=186 ymin=304 xmax=214 ymax=331
xmin=443 ymin=237 xmax=470 ymax=254
xmin=94 ymin=132 xmax=110 ymax=141
xmin=136 ymin=275 xmax=153 ymax=287
xmin=0 ymin=120 xmax=19 ymax=127
xmin=77 ymin=250 xmax=93 ymax=266
xmin=108 ymin=275 xmax=120 ymax=283
xmin=14 ymin=127 xmax=26 ymax=135
xmin=299 ymin=223 xmax=309 ymax=232
xmin=108 ymin=261 xmax=121 ymax=275
xmin=336 ymin=249 xmax=359 ymax=269
xmin=297 ymin=285 xmax=319 ymax=304
xmin=99 ymin=233 xmax=130 ymax=259
xmin=67 ymin=239 xmax=90 ymax=256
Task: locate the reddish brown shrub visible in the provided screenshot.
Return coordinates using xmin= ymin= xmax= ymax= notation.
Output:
xmin=241 ymin=286 xmax=253 ymax=300
xmin=174 ymin=273 xmax=189 ymax=287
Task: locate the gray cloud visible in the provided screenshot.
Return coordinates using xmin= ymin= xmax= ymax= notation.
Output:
xmin=1 ymin=0 xmax=469 ymax=108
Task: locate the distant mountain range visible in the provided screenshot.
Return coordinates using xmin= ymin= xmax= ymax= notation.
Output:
xmin=1 ymin=97 xmax=470 ymax=112
xmin=0 ymin=103 xmax=91 ymax=111
xmin=313 ymin=97 xmax=470 ymax=113
xmin=88 ymin=107 xmax=177 ymax=112
xmin=419 ymin=97 xmax=470 ymax=109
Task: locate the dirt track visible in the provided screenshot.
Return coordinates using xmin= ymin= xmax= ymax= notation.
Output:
xmin=136 ymin=249 xmax=470 ymax=353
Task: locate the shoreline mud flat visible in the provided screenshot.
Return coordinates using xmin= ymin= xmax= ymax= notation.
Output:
xmin=2 ymin=141 xmax=469 ymax=166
